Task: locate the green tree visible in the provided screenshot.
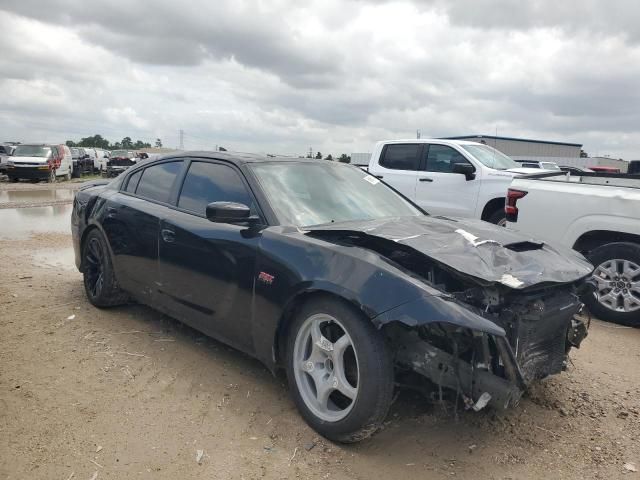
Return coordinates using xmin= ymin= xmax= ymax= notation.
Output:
xmin=121 ymin=137 xmax=133 ymax=148
xmin=338 ymin=154 xmax=351 ymax=163
xmin=66 ymin=140 xmax=76 ymax=147
xmin=155 ymin=138 xmax=163 ymax=148
xmin=315 ymin=151 xmax=322 ymax=159
xmin=78 ymin=134 xmax=109 ymax=149
xmin=324 ymin=154 xmax=333 ymax=161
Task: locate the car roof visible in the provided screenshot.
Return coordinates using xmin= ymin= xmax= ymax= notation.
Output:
xmin=158 ymin=150 xmax=325 ymax=166
xmin=376 ymin=138 xmax=483 ymax=146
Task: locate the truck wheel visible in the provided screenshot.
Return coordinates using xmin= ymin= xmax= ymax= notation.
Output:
xmin=64 ymin=167 xmax=71 ymax=181
xmin=82 ymin=229 xmax=129 ymax=307
xmin=10 ymin=176 xmax=19 ymax=183
xmin=47 ymin=169 xmax=56 ymax=183
xmin=582 ymin=242 xmax=640 ymax=327
xmin=488 ymin=208 xmax=507 ymax=227
xmin=285 ymin=297 xmax=394 ymax=443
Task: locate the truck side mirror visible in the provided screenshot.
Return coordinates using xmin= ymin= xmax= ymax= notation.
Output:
xmin=452 ymin=163 xmax=476 ymax=180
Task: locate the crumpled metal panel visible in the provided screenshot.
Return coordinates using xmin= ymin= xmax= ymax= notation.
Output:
xmin=307 ymin=215 xmax=593 ymax=289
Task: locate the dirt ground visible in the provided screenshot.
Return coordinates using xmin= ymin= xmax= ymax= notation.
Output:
xmin=1 ymin=181 xmax=639 ymax=480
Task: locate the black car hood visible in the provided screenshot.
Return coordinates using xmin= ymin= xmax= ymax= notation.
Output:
xmin=306 ymin=216 xmax=593 ymax=289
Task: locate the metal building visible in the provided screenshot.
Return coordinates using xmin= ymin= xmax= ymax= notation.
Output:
xmin=442 ymin=135 xmax=582 ymax=163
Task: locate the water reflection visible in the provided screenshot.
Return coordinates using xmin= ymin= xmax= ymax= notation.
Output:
xmin=0 ymin=204 xmax=72 ymax=239
xmin=0 ymin=189 xmax=75 ymax=203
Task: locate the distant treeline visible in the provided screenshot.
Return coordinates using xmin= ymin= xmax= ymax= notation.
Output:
xmin=66 ymin=134 xmax=161 ymax=150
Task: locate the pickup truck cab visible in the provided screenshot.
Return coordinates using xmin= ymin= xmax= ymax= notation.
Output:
xmin=367 ymin=139 xmax=540 ymax=225
xmin=507 ymin=171 xmax=640 ymax=326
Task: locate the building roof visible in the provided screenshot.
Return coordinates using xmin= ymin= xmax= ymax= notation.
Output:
xmin=441 ymin=135 xmax=582 ymax=148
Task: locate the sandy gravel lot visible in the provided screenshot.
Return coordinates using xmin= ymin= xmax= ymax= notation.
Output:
xmin=1 ymin=181 xmax=639 ymax=479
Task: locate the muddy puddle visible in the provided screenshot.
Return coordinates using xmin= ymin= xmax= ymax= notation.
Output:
xmin=0 ymin=189 xmax=75 ymax=203
xmin=0 ymin=204 xmax=72 ymax=239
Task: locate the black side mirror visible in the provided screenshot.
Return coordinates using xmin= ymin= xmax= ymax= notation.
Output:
xmin=206 ymin=201 xmax=260 ymax=225
xmin=452 ymin=163 xmax=476 ymax=180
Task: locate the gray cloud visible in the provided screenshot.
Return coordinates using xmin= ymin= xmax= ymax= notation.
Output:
xmin=0 ymin=1 xmax=639 ymax=158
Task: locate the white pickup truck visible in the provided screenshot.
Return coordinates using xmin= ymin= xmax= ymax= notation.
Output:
xmin=367 ymin=139 xmax=540 ymax=225
xmin=507 ymin=171 xmax=640 ymax=326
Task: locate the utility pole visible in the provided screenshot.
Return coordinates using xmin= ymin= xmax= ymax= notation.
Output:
xmin=179 ymin=129 xmax=184 ymax=150
xmin=308 ymin=147 xmax=313 ymax=158
xmin=416 ymin=130 xmax=421 ymax=139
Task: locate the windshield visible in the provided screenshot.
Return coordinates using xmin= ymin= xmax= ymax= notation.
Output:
xmin=111 ymin=150 xmax=131 ymax=157
xmin=541 ymin=162 xmax=561 ymax=171
xmin=251 ymin=162 xmax=422 ymax=227
xmin=461 ymin=144 xmax=519 ymax=170
xmin=13 ymin=145 xmax=51 ymax=158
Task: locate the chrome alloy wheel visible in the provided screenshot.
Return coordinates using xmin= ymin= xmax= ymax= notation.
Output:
xmin=593 ymin=258 xmax=640 ymax=313
xmin=292 ymin=313 xmax=359 ymax=422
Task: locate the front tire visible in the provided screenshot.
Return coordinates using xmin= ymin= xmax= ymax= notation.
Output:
xmin=47 ymin=169 xmax=56 ymax=183
xmin=285 ymin=297 xmax=394 ymax=443
xmin=82 ymin=229 xmax=128 ymax=307
xmin=582 ymin=242 xmax=640 ymax=326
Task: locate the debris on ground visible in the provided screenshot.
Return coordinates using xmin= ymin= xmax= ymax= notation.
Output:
xmin=304 ymin=441 xmax=317 ymax=451
xmin=196 ymin=449 xmax=204 ymax=464
xmin=624 ymin=462 xmax=638 ymax=473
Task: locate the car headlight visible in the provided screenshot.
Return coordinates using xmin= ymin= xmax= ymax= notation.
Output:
xmin=6 ymin=160 xmax=14 ymax=166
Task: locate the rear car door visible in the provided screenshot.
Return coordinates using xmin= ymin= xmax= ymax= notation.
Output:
xmin=371 ymin=143 xmax=421 ymax=201
xmin=102 ymin=160 xmax=183 ymax=303
xmin=414 ymin=143 xmax=480 ymax=218
xmin=158 ymin=159 xmax=261 ymax=352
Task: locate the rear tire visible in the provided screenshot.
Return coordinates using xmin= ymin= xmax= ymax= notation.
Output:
xmin=488 ymin=208 xmax=507 ymax=227
xmin=285 ymin=297 xmax=394 ymax=443
xmin=582 ymin=242 xmax=640 ymax=327
xmin=82 ymin=229 xmax=129 ymax=307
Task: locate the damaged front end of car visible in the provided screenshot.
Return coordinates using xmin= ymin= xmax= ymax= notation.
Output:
xmin=307 ymin=216 xmax=594 ymax=412
xmin=382 ymin=285 xmax=590 ymax=411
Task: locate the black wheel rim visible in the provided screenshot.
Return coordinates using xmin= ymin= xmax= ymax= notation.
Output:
xmin=85 ymin=237 xmax=105 ymax=298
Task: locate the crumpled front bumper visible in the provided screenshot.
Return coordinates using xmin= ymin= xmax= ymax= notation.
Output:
xmin=389 ymin=291 xmax=589 ymax=412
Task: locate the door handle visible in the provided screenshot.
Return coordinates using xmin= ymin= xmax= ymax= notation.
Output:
xmin=419 ymin=177 xmax=433 ymax=182
xmin=161 ymin=228 xmax=175 ymax=243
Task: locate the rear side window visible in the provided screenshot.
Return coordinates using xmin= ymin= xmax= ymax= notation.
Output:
xmin=136 ymin=161 xmax=183 ymax=203
xmin=125 ymin=170 xmax=142 ymax=193
xmin=178 ymin=162 xmax=253 ymax=215
xmin=379 ymin=144 xmax=420 ymax=170
xmin=424 ymin=145 xmax=471 ymax=173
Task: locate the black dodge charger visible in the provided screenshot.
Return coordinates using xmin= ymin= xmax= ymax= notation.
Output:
xmin=72 ymin=152 xmax=593 ymax=442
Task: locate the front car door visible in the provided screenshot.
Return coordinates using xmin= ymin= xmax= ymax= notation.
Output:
xmin=158 ymin=159 xmax=262 ymax=353
xmin=414 ymin=143 xmax=480 ymax=218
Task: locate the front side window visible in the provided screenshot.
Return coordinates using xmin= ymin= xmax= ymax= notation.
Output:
xmin=379 ymin=144 xmax=420 ymax=171
xmin=424 ymin=145 xmax=472 ymax=173
xmin=135 ymin=161 xmax=183 ymax=203
xmin=178 ymin=162 xmax=253 ymax=215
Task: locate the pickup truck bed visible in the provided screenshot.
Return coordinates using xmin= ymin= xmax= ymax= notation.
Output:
xmin=507 ymin=171 xmax=640 ymax=325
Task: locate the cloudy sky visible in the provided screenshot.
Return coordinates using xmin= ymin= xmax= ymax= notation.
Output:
xmin=1 ymin=0 xmax=639 ymax=158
